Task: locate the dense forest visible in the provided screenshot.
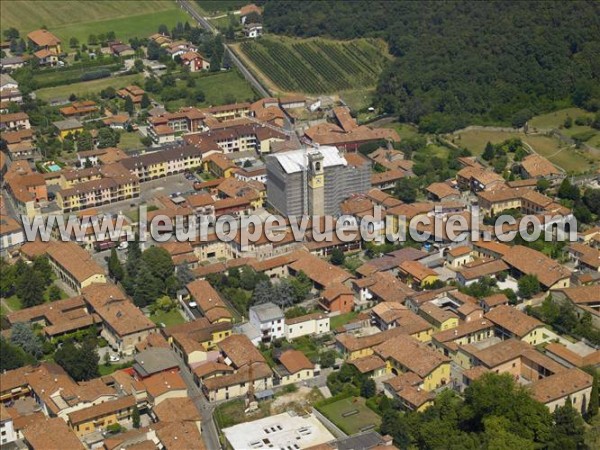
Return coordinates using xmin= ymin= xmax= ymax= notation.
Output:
xmin=263 ymin=1 xmax=600 ymax=132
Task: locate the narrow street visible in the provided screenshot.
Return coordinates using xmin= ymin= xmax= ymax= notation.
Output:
xmin=171 ymin=349 xmax=222 ymax=450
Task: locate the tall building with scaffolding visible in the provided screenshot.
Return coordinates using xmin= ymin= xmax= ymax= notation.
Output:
xmin=265 ymin=145 xmax=371 ymax=216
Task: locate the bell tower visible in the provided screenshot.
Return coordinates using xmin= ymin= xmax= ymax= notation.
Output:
xmin=307 ymin=151 xmax=325 ymax=216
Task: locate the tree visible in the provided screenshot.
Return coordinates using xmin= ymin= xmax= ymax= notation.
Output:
xmin=141 ymin=247 xmax=174 ymax=281
xmin=97 ymin=127 xmax=120 ymax=148
xmin=482 ymin=142 xmax=496 ymax=161
xmin=176 ymin=265 xmax=195 ymax=286
xmin=319 ymin=350 xmax=337 ymax=368
xmin=133 ymin=262 xmax=164 ymax=307
xmin=536 ymin=179 xmax=550 ymax=193
xmin=88 ymin=34 xmax=98 ymax=45
xmin=69 ymin=37 xmax=79 ymax=48
xmin=158 ymin=24 xmax=169 ymax=35
xmin=518 ymin=274 xmax=541 ymax=299
xmin=106 ymin=31 xmax=116 ymax=41
xmin=360 ymin=378 xmax=376 ymax=398
xmin=209 ymin=52 xmax=221 ymax=72
xmin=0 ymin=337 xmax=34 ymax=371
xmin=124 ymin=95 xmax=135 ymax=116
xmin=147 ymin=39 xmax=162 ymax=60
xmin=563 ymin=116 xmax=573 ymax=129
xmin=103 ymin=351 xmax=111 ymax=367
xmin=4 ymin=27 xmax=19 ymax=40
xmin=101 ymin=86 xmax=117 ymax=99
xmin=558 ymin=178 xmax=580 ymax=202
xmin=133 ymin=58 xmax=144 ymax=73
xmin=140 ymin=93 xmax=151 ymax=109
xmin=108 ymin=248 xmax=124 ymax=281
xmin=587 ymin=369 xmax=599 ymax=418
xmin=132 ymin=405 xmax=141 ymax=428
xmin=76 ymin=131 xmax=93 ymax=151
xmin=48 ymin=285 xmax=62 ymax=301
xmin=289 ymin=271 xmax=311 ymax=302
xmin=16 ymin=267 xmax=45 ymax=308
xmin=330 ymin=248 xmax=345 ymax=266
xmin=54 ymin=339 xmax=99 ymax=381
xmin=10 ymin=322 xmax=43 ymax=359
xmin=573 ymin=204 xmax=592 ymax=224
xmin=583 ymin=188 xmax=600 ymax=216
xmin=394 ymin=177 xmax=417 ymax=203
xmin=550 ymin=397 xmax=586 ymax=449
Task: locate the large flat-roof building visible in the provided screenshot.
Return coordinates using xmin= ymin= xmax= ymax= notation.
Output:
xmin=266 ymin=145 xmax=371 ymax=216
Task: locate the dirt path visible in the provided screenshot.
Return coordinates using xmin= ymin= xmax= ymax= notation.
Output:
xmin=0 ymin=298 xmax=14 ymax=314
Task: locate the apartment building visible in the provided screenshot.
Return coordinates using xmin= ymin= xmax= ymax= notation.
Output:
xmin=120 ymin=145 xmax=202 ymax=182
xmin=55 ymin=163 xmax=140 ymax=213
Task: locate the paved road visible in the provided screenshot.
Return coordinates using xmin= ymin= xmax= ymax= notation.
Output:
xmin=177 ymin=0 xmax=271 ymax=98
xmin=171 ymin=348 xmax=222 ymax=450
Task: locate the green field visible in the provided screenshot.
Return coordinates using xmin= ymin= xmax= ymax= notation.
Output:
xmin=236 ymin=36 xmax=390 ymax=95
xmin=330 ymin=312 xmax=359 ymax=330
xmin=1 ymin=1 xmax=188 ymax=44
xmin=196 ymin=1 xmax=247 ymax=14
xmin=529 ymin=108 xmax=600 ymax=148
xmin=118 ymin=131 xmax=144 ymax=151
xmin=451 ymin=128 xmax=598 ymax=174
xmin=384 ymin=122 xmax=420 ymax=140
xmin=34 ymin=73 xmax=143 ymax=101
xmin=319 ymin=397 xmax=381 ymax=435
xmin=163 ymin=70 xmax=257 ymax=111
xmin=149 ymin=309 xmax=185 ymax=327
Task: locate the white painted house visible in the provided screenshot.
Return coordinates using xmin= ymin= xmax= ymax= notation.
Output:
xmin=285 ymin=312 xmax=330 ymax=340
xmin=249 ymin=302 xmax=285 ymax=343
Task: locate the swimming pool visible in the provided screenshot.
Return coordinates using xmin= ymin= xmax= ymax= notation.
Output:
xmin=47 ymin=164 xmax=61 ymax=172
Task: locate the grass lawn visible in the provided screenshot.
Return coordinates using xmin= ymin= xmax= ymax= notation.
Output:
xmin=197 ymin=1 xmax=248 ymax=14
xmin=164 ymin=70 xmax=257 ymax=111
xmin=384 ymin=122 xmax=420 ymax=140
xmin=529 ymin=107 xmax=593 ymax=130
xmin=2 ymin=283 xmax=68 ymax=314
xmin=35 ymin=74 xmax=143 ymax=101
xmin=1 ymin=1 xmax=188 ymax=44
xmin=319 ymin=397 xmax=381 ymax=435
xmin=341 ymin=89 xmax=375 ymax=112
xmin=330 ymin=311 xmax=359 ymax=330
xmin=214 ymin=398 xmax=272 ymax=429
xmin=118 ymin=131 xmax=144 ymax=151
xmin=99 ymin=361 xmax=133 ymax=377
xmin=150 ymin=309 xmax=186 ymax=327
xmin=451 ymin=128 xmax=598 ymax=173
xmin=4 ymin=295 xmax=22 ymax=311
xmin=289 ymin=336 xmax=322 ymax=362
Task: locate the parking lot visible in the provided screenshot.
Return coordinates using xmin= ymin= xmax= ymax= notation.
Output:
xmin=89 ymin=173 xmax=198 ymax=218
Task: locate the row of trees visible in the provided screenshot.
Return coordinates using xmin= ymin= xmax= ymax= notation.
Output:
xmin=380 ymin=372 xmax=596 ymax=449
xmin=558 ymin=178 xmax=600 ymax=225
xmin=528 ymin=296 xmax=600 ymax=346
xmin=206 ymin=266 xmax=313 ymax=314
xmin=109 ymin=241 xmax=180 ymax=307
xmin=0 ymin=257 xmax=58 ymax=308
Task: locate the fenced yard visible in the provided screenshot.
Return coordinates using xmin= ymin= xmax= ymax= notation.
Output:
xmin=318 ymin=396 xmax=381 ymax=435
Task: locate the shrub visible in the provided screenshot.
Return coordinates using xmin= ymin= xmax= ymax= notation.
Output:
xmin=80 ymin=69 xmax=111 ymax=82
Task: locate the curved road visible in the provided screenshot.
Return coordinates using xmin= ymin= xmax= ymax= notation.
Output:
xmin=177 ymin=0 xmax=270 ymax=98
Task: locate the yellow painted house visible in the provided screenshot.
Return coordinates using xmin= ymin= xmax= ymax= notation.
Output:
xmin=203 ymin=153 xmax=237 ymax=178
xmin=53 ymin=119 xmax=84 ymax=141
xmin=418 ymin=302 xmax=460 ymax=331
xmin=398 ymin=260 xmax=439 ymax=288
xmin=374 ymin=334 xmax=451 ymax=392
xmin=67 ymin=396 xmax=135 ymax=437
xmin=336 ymin=327 xmax=409 ymax=361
